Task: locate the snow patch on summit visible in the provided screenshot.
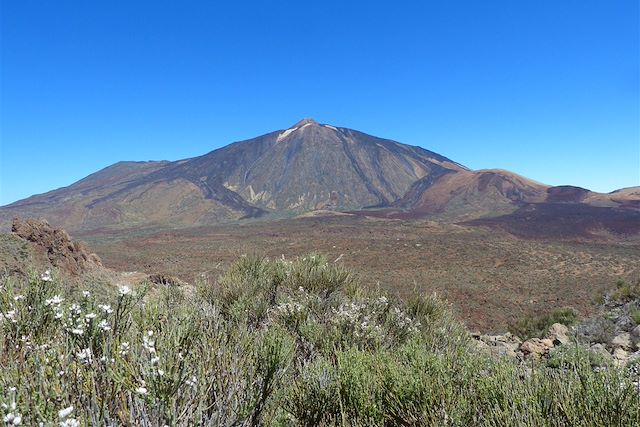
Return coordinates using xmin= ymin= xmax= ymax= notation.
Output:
xmin=277 ymin=127 xmax=298 ymax=142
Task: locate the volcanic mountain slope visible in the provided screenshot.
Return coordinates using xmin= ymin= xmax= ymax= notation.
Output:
xmin=389 ymin=168 xmax=640 ymax=237
xmin=390 ymin=169 xmax=549 ymax=220
xmin=0 ymin=160 xmax=250 ymax=232
xmin=0 ymin=119 xmax=466 ymax=232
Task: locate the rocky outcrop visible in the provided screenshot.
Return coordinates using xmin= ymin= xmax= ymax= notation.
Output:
xmin=475 ymin=281 xmax=640 ymax=370
xmin=11 ymin=217 xmax=102 ymax=275
xmin=547 ymin=323 xmax=570 ymax=345
xmin=520 ymin=338 xmax=552 ymax=359
xmin=472 ymin=332 xmax=521 ymax=358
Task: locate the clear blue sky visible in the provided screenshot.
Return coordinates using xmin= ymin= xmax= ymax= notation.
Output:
xmin=1 ymin=1 xmax=638 ymax=205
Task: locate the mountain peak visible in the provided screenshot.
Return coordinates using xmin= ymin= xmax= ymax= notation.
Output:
xmin=292 ymin=118 xmax=318 ymax=127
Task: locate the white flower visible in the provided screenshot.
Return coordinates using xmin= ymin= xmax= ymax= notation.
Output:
xmin=85 ymin=313 xmax=97 ymax=320
xmin=3 ymin=412 xmax=22 ymax=425
xmin=150 ymin=356 xmax=160 ymax=365
xmin=157 ymin=369 xmax=165 ymax=377
xmin=13 ymin=295 xmax=24 ymax=302
xmin=46 ymin=295 xmax=64 ymax=306
xmin=186 ymin=376 xmax=197 ymax=387
xmin=135 ymin=386 xmax=148 ymax=395
xmin=76 ymin=348 xmax=92 ymax=363
xmin=59 ymin=419 xmax=80 ymax=427
xmin=98 ymin=320 xmax=111 ymax=331
xmin=82 ymin=291 xmax=91 ymax=298
xmin=118 ymin=285 xmax=131 ymax=296
xmin=41 ymin=270 xmax=52 ymax=282
xmin=70 ymin=304 xmax=81 ymax=314
xmin=119 ymin=342 xmax=130 ymax=356
xmin=142 ymin=336 xmax=156 ymax=353
xmin=98 ymin=304 xmax=113 ymax=314
xmin=58 ymin=406 xmax=74 ymax=419
xmin=1 ymin=310 xmax=17 ymax=323
xmin=70 ymin=328 xmax=84 ymax=335
xmin=54 ymin=311 xmax=64 ymax=319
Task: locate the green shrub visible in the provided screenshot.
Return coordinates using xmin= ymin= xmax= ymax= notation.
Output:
xmin=612 ymin=279 xmax=640 ymax=303
xmin=1 ymin=256 xmax=639 ymax=426
xmin=546 ymin=344 xmax=611 ymax=369
xmin=511 ymin=307 xmax=578 ymax=340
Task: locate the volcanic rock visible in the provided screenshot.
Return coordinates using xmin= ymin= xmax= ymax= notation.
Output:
xmin=11 ymin=217 xmax=102 ymax=275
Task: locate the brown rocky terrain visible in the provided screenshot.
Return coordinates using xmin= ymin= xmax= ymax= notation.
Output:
xmin=11 ymin=217 xmax=103 ymax=275
xmin=1 ymin=218 xmax=180 ymax=293
xmin=77 ymin=214 xmax=640 ymax=331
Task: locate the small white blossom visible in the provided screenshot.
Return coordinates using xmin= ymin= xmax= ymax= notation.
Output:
xmin=119 ymin=342 xmax=130 ymax=356
xmin=59 ymin=419 xmax=80 ymax=427
xmin=13 ymin=295 xmax=24 ymax=302
xmin=1 ymin=310 xmax=17 ymax=324
xmin=58 ymin=406 xmax=74 ymax=419
xmin=76 ymin=348 xmax=92 ymax=363
xmin=70 ymin=304 xmax=81 ymax=314
xmin=70 ymin=328 xmax=84 ymax=336
xmin=82 ymin=291 xmax=91 ymax=298
xmin=3 ymin=412 xmax=22 ymax=425
xmin=85 ymin=313 xmax=97 ymax=320
xmin=41 ymin=270 xmax=52 ymax=282
xmin=118 ymin=285 xmax=132 ymax=296
xmin=46 ymin=295 xmax=64 ymax=306
xmin=98 ymin=319 xmax=111 ymax=331
xmin=98 ymin=304 xmax=113 ymax=314
xmin=135 ymin=386 xmax=148 ymax=395
xmin=142 ymin=336 xmax=156 ymax=353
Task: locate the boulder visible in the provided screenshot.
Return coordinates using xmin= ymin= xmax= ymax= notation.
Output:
xmin=613 ymin=348 xmax=629 ymax=366
xmin=547 ymin=323 xmax=570 ymax=345
xmin=615 ymin=315 xmax=635 ymax=333
xmin=612 ymin=333 xmax=633 ymax=351
xmin=541 ymin=338 xmax=555 ymax=348
xmin=474 ymin=333 xmax=521 ymax=359
xmin=520 ymin=338 xmax=551 ymax=359
xmin=589 ymin=343 xmax=612 ymax=361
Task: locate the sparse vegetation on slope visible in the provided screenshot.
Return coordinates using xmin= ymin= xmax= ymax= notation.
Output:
xmin=1 ymin=255 xmax=639 ymax=426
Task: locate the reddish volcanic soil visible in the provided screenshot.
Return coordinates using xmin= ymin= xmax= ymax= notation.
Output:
xmin=80 ymin=215 xmax=640 ymax=331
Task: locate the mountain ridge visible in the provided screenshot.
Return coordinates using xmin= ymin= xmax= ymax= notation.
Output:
xmin=1 ymin=119 xmax=638 ymax=235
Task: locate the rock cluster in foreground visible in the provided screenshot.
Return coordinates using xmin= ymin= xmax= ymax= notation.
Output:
xmin=473 ymin=286 xmax=640 ymax=369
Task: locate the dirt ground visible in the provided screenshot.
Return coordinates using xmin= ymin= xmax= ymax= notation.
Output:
xmin=79 ymin=215 xmax=640 ymax=331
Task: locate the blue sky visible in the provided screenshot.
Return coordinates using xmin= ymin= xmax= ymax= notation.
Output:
xmin=1 ymin=1 xmax=638 ymax=205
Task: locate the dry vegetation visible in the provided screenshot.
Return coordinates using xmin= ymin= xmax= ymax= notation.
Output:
xmin=1 ymin=255 xmax=639 ymax=426
xmin=82 ymin=216 xmax=640 ymax=331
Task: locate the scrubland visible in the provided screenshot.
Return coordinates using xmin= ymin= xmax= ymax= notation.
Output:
xmin=1 ymin=254 xmax=639 ymax=426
